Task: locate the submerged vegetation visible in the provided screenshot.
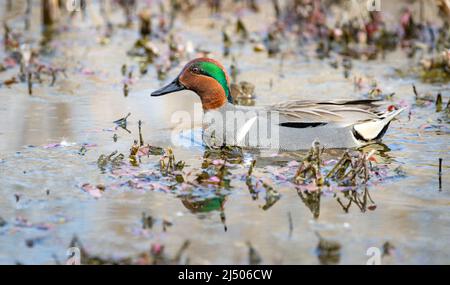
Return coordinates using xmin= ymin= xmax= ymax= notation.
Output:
xmin=66 ymin=236 xmax=190 ymax=265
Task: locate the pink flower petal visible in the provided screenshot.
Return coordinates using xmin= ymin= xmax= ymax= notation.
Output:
xmin=208 ymin=176 xmax=220 ymax=183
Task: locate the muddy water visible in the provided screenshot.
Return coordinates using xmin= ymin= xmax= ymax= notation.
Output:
xmin=0 ymin=1 xmax=449 ymax=264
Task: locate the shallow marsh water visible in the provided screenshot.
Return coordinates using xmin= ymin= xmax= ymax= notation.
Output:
xmin=0 ymin=1 xmax=449 ymax=264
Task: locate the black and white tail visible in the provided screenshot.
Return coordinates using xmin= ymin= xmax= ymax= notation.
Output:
xmin=353 ymin=108 xmax=404 ymax=142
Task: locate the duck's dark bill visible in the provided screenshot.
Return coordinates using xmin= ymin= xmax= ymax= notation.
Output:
xmin=151 ymin=79 xmax=186 ymax=96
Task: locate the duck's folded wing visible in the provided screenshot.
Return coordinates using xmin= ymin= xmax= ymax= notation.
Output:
xmin=273 ymin=99 xmax=382 ymax=109
xmin=271 ymin=99 xmax=383 ymax=126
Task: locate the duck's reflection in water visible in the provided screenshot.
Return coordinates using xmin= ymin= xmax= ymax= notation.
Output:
xmin=335 ymin=186 xmax=377 ymax=213
xmin=297 ymin=185 xmax=377 ymax=219
xmin=297 ymin=189 xmax=321 ymax=219
xmin=180 ymin=195 xmax=228 ymax=232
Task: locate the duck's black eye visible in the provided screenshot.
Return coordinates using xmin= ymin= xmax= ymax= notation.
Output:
xmin=191 ymin=67 xmax=200 ymax=73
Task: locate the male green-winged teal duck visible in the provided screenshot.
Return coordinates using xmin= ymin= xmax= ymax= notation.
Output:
xmin=151 ymin=58 xmax=404 ymax=151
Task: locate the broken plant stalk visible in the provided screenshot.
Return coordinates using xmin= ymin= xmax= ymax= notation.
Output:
xmin=138 ymin=120 xmax=144 ymax=146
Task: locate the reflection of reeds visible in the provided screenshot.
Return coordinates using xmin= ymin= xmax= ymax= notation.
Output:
xmin=261 ymin=182 xmax=281 ymax=210
xmin=293 ymin=142 xmax=378 ymax=218
xmin=67 ymin=235 xmax=190 ymax=265
xmin=247 ymin=241 xmax=262 ymax=265
xmin=336 ymin=186 xmax=376 ymax=213
xmin=287 ymin=211 xmax=293 ymax=239
xmin=245 ymin=159 xmax=281 ymax=210
xmin=297 ymin=190 xmax=320 ymax=219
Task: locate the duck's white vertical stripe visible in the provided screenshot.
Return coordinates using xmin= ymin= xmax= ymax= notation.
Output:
xmin=237 ymin=116 xmax=257 ymax=144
